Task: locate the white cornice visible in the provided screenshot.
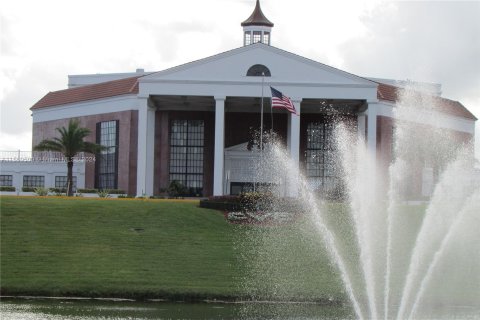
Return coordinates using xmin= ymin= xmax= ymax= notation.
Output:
xmin=32 ymin=95 xmax=138 ymax=123
xmin=375 ymin=101 xmax=475 ymax=134
xmin=139 ymin=78 xmax=376 ymax=88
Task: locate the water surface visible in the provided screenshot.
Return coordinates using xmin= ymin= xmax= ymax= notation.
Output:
xmin=0 ymin=298 xmax=355 ymax=319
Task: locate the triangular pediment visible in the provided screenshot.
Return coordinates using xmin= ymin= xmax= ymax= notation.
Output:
xmin=142 ymin=43 xmax=375 ymax=87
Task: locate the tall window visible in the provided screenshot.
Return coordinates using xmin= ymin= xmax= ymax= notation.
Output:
xmin=262 ymin=32 xmax=270 ymax=45
xmin=23 ymin=175 xmax=44 ymax=188
xmin=305 ymin=122 xmax=338 ymax=193
xmin=253 ymin=31 xmax=262 ymax=43
xmin=169 ymin=120 xmax=204 ymax=196
xmin=55 ymin=176 xmax=77 ymax=192
xmin=244 ymin=31 xmax=252 ymax=45
xmin=0 ymin=175 xmax=13 ymax=186
xmin=96 ymin=120 xmax=118 ymax=190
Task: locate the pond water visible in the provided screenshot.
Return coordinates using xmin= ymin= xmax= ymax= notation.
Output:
xmin=0 ymin=298 xmax=355 ymax=320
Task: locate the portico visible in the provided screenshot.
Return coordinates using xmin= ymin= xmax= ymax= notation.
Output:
xmin=134 ymin=76 xmax=376 ymax=197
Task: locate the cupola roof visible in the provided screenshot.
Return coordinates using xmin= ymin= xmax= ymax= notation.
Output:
xmin=241 ymin=0 xmax=274 ymax=27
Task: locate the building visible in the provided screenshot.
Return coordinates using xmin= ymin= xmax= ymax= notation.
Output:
xmin=3 ymin=0 xmax=476 ymax=197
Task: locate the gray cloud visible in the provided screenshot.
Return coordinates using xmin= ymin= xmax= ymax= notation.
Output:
xmin=1 ymin=64 xmax=65 ymax=135
xmin=338 ymin=1 xmax=480 ymax=159
xmin=340 ymin=1 xmax=480 ymax=104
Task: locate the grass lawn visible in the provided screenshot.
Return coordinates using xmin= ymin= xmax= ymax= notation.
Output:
xmin=0 ymin=196 xmax=344 ymax=302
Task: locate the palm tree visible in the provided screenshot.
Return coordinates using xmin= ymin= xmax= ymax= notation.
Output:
xmin=34 ymin=119 xmax=106 ymax=196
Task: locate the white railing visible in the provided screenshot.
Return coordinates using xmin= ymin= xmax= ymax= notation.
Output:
xmin=0 ymin=151 xmax=92 ymax=163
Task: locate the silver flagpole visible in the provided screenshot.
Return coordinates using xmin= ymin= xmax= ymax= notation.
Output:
xmin=254 ymin=73 xmax=265 ymax=193
xmin=260 ymin=72 xmax=265 ymax=151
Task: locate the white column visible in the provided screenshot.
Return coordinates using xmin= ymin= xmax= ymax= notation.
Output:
xmin=287 ymin=99 xmax=302 ymax=197
xmin=45 ymin=170 xmax=53 ymax=189
xmin=357 ymin=113 xmax=366 ymax=141
xmin=287 ymin=99 xmax=302 ymax=164
xmin=77 ymin=164 xmax=86 ymax=190
xmin=366 ymin=103 xmax=378 ymax=158
xmin=213 ymin=96 xmax=226 ymax=196
xmin=366 ymin=103 xmax=379 ymax=195
xmin=136 ymin=96 xmax=155 ymax=197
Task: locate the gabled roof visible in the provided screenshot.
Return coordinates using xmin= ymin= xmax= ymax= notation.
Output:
xmin=241 ymin=0 xmax=274 ymax=27
xmin=141 ymin=43 xmax=376 ymax=87
xmin=377 ymin=82 xmax=477 ymax=120
xmin=31 ymin=75 xmax=145 ymax=110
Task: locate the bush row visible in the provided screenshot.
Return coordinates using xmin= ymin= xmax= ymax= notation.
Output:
xmin=0 ymin=187 xmax=127 ymax=194
xmin=200 ymin=192 xmax=304 ymax=213
xmin=77 ymin=188 xmax=126 ymax=194
xmin=0 ymin=186 xmax=16 ymax=192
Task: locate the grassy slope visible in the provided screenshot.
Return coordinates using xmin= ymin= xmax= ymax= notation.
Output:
xmin=1 ymin=197 xmax=243 ymax=299
xmin=0 ymin=197 xmax=344 ymax=301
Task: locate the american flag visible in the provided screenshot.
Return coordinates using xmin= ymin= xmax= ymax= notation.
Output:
xmin=270 ymin=87 xmax=297 ymax=115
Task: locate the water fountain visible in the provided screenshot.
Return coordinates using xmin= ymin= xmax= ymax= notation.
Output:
xmin=240 ymin=87 xmax=480 ymax=319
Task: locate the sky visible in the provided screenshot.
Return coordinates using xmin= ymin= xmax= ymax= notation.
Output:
xmin=1 ymin=0 xmax=479 ymax=159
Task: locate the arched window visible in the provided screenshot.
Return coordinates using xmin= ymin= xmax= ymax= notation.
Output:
xmin=246 ymin=64 xmax=271 ymax=77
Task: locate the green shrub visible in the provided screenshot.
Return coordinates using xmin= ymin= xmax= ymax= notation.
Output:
xmin=21 ymin=187 xmax=36 ymax=192
xmin=239 ymin=191 xmax=275 ymax=212
xmin=34 ymin=187 xmax=50 ymax=196
xmin=148 ymin=195 xmax=168 ymax=199
xmin=201 ymin=193 xmax=304 ymax=214
xmin=118 ymin=194 xmax=135 ymax=199
xmin=200 ymin=199 xmax=242 ymax=211
xmin=49 ymin=188 xmax=65 ymax=196
xmin=0 ymin=186 xmax=16 ymax=192
xmin=97 ymin=190 xmax=111 ymax=198
xmin=167 ymin=180 xmax=188 ymax=198
xmin=77 ymin=188 xmax=125 ymax=195
xmin=108 ymin=189 xmax=126 ymax=195
xmin=77 ymin=188 xmax=97 ymax=194
xmin=118 ymin=195 xmax=133 ymax=199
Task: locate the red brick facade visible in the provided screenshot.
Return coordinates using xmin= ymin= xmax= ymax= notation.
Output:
xmin=32 ymin=110 xmax=138 ymax=194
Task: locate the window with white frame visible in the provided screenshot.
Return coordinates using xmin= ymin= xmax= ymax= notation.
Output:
xmin=23 ymin=175 xmax=45 ymax=187
xmin=55 ymin=176 xmax=77 ymax=191
xmin=253 ymin=31 xmax=262 ymax=43
xmin=244 ymin=31 xmax=252 ymax=45
xmin=0 ymin=175 xmax=13 ymax=186
xmin=262 ymin=32 xmax=270 ymax=44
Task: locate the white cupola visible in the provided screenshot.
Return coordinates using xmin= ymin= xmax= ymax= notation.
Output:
xmin=241 ymin=0 xmax=274 ymax=46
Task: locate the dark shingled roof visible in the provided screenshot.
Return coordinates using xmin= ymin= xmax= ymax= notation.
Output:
xmin=31 ymin=75 xmax=144 ymax=110
xmin=376 ymin=82 xmax=477 ymax=120
xmin=241 ymin=0 xmax=274 ymax=27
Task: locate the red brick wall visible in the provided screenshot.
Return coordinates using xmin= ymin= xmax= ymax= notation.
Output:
xmin=32 ymin=110 xmax=138 ymax=194
xmin=154 ymin=110 xmax=215 ymax=196
xmin=376 ymin=117 xmax=474 ymax=199
xmin=154 ymin=111 xmax=169 ymax=195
